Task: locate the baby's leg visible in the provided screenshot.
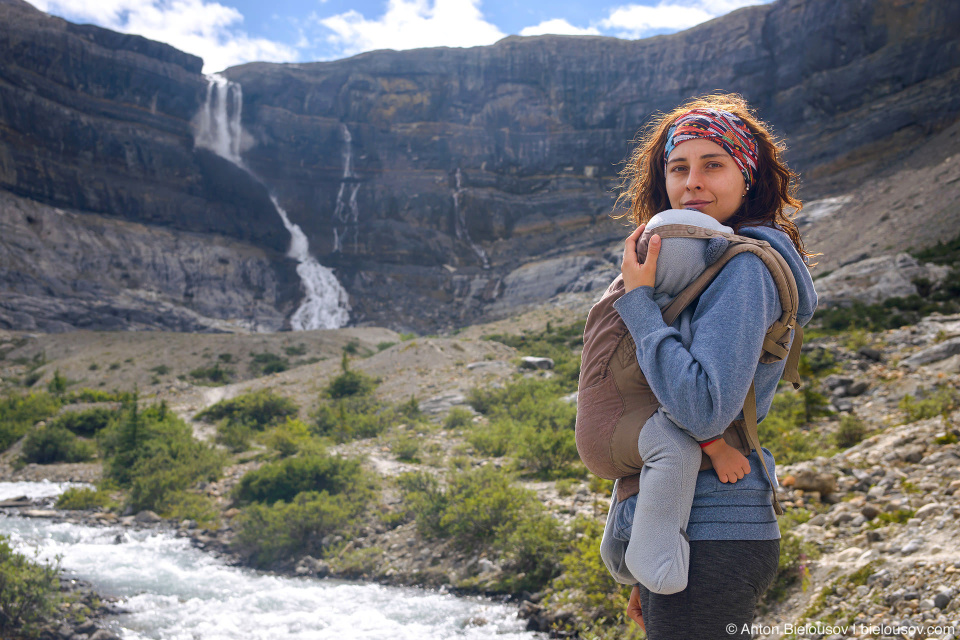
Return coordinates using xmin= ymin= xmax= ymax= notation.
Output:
xmin=624 ymin=410 xmax=701 ymax=595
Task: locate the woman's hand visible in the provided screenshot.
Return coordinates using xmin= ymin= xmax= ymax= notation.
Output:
xmin=622 ymin=224 xmax=660 ymax=293
xmin=627 ymin=585 xmax=645 ymax=631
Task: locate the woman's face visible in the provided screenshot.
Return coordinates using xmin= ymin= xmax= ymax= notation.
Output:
xmin=665 ymin=138 xmax=747 ymax=224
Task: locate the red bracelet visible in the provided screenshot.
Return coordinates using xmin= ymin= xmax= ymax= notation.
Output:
xmin=699 ymin=438 xmax=720 ymax=448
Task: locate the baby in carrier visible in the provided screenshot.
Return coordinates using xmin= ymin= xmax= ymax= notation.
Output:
xmin=610 ymin=207 xmax=753 ymax=594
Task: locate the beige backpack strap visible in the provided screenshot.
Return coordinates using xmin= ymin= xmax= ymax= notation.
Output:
xmin=743 ymin=382 xmax=784 ymax=516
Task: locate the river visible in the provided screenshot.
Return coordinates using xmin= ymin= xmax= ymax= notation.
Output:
xmin=0 ymin=482 xmax=542 ymax=640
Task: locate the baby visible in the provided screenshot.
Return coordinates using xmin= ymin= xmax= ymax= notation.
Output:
xmin=610 ymin=208 xmax=752 ymax=595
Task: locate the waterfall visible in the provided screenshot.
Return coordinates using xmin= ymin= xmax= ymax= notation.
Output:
xmin=194 ymin=74 xmax=350 ymax=331
xmin=453 ymin=169 xmax=490 ymax=269
xmin=331 ymin=124 xmax=361 ymax=254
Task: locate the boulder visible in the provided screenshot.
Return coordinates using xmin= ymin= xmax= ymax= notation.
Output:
xmin=815 ymin=253 xmax=951 ymax=306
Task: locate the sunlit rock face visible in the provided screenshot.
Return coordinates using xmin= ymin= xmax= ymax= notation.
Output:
xmin=0 ymin=0 xmax=958 ymax=332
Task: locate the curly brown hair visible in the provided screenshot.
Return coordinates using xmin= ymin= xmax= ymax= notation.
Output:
xmin=612 ymin=93 xmax=818 ymax=265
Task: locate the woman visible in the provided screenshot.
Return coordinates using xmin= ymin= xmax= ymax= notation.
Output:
xmin=604 ymin=93 xmax=819 ymax=638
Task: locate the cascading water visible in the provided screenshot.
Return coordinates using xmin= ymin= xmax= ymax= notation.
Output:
xmin=0 ymin=482 xmax=541 ymax=640
xmin=452 ymin=169 xmax=490 ymax=269
xmin=194 ymin=74 xmax=350 ymax=331
xmin=331 ymin=124 xmax=361 ymax=254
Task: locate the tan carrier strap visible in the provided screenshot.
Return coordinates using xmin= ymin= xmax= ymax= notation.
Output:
xmin=744 ymin=382 xmax=784 ymax=515
xmin=655 ymin=225 xmax=803 ymax=390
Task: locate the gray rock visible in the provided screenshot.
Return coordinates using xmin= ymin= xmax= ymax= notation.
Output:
xmin=935 ymin=592 xmax=953 ymax=610
xmin=520 ymin=356 xmax=555 ymax=370
xmin=847 ymin=381 xmax=870 ymax=396
xmin=792 ymin=469 xmax=838 ymax=496
xmin=901 ymin=337 xmax=960 ymax=368
xmin=900 ymin=538 xmax=925 ymax=555
xmin=861 ymin=504 xmax=880 ymax=520
xmin=815 ymin=253 xmax=951 ymax=306
xmin=89 ymin=632 xmax=122 ymax=640
xmin=134 ymin=510 xmax=163 ymax=523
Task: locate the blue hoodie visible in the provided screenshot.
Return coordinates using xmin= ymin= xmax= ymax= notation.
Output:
xmin=609 ymin=224 xmax=818 ymax=542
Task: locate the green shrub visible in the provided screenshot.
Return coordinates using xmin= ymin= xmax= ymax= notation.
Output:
xmin=763 ymin=510 xmax=819 ymax=603
xmin=150 ymin=365 xmax=171 ymax=375
xmin=390 ymin=434 xmax=420 ymax=462
xmin=313 ymin=395 xmax=397 ymax=442
xmin=465 ymin=419 xmax=514 ymax=457
xmin=400 ymin=465 xmax=531 ymax=549
xmin=443 ymin=407 xmax=474 ymax=429
xmin=0 ymin=535 xmax=61 ymax=638
xmin=19 ymin=424 xmax=95 ymax=464
xmin=48 ymin=407 xmax=115 ymax=437
xmin=188 ymin=363 xmax=232 ymax=385
xmin=284 ymin=344 xmax=307 ymax=357
xmin=233 ymin=453 xmax=370 ymax=506
xmin=63 ymin=388 xmax=133 ymax=404
xmin=547 ymin=517 xmax=637 ymax=637
xmin=397 ymin=465 xmax=566 ymax=593
xmin=196 ymin=390 xmax=298 ymax=431
xmin=156 ymin=490 xmax=221 ymax=530
xmin=232 ymin=490 xmax=363 ymax=568
xmin=376 ymin=341 xmax=396 ymax=352
xmin=397 ymin=396 xmax=421 ymax=421
xmin=322 ymin=355 xmax=378 ymax=399
xmin=47 ymin=370 xmax=68 ymax=395
xmin=834 ymin=414 xmax=867 ymax=449
xmin=467 ymin=377 xmax=579 ymax=476
xmin=514 ymin=419 xmax=580 ymax=477
xmin=496 ymin=510 xmax=565 ymax=592
xmin=250 ymin=352 xmax=289 ymax=375
xmin=899 ymin=385 xmax=960 ymax=423
xmin=757 ymin=391 xmax=823 ymax=465
xmin=261 ymin=418 xmax=313 ymax=457
xmin=0 ymin=392 xmax=61 ymax=452
xmin=97 ymin=398 xmax=225 ymax=513
xmin=55 ymin=487 xmax=112 ymax=510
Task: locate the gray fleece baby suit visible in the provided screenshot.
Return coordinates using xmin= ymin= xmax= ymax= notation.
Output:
xmin=611 ymin=208 xmax=732 ymax=594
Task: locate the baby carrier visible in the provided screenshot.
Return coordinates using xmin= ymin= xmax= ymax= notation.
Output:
xmin=575 ymin=224 xmax=803 ymax=514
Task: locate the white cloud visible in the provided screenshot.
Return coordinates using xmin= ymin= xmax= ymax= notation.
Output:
xmin=319 ymin=0 xmax=505 ymax=58
xmin=27 ymin=0 xmax=297 ymax=73
xmin=598 ymin=0 xmax=763 ymax=39
xmin=519 ymin=18 xmax=600 ymax=37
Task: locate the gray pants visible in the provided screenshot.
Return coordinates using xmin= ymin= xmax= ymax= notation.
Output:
xmin=606 ymin=409 xmax=702 ymax=594
xmin=638 ymin=538 xmax=780 ymax=639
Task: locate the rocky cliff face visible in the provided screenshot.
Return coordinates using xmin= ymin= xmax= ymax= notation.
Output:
xmin=0 ymin=0 xmax=290 ymax=254
xmin=226 ymin=0 xmax=960 ymax=329
xmin=0 ymin=190 xmax=299 ymax=332
xmin=1 ymin=0 xmax=958 ymax=332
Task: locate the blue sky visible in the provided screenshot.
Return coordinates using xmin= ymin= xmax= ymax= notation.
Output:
xmin=27 ymin=0 xmax=771 ymax=73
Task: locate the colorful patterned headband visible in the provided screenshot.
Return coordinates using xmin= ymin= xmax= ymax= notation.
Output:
xmin=663 ymin=108 xmax=759 ymax=189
